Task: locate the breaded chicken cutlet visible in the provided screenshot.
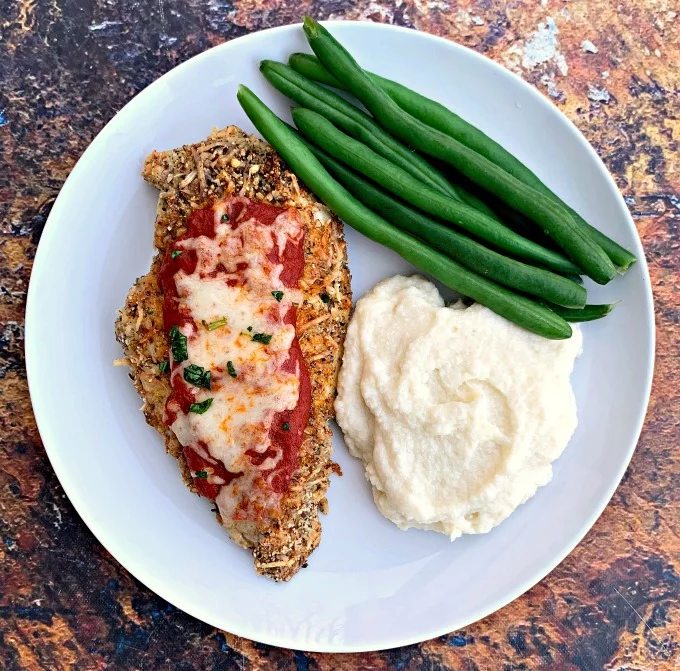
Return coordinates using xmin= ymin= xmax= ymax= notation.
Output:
xmin=115 ymin=126 xmax=351 ymax=581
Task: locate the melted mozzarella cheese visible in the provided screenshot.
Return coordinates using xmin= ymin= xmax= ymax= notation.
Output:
xmin=168 ymin=204 xmax=304 ymax=516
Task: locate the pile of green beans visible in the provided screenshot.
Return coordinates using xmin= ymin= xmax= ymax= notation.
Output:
xmin=289 ymin=52 xmax=637 ymax=272
xmin=299 ymin=17 xmax=618 ymax=285
xmin=235 ymin=18 xmax=633 ymax=335
xmin=302 ymin=139 xmax=586 ymax=308
xmin=237 ymin=85 xmax=572 ymax=339
xmin=261 ymin=61 xmax=506 ymax=226
xmin=260 ymin=60 xmax=455 ymax=197
xmin=291 ymin=106 xmax=580 ymax=276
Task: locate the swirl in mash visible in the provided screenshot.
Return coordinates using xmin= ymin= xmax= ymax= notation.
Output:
xmin=335 ymin=275 xmax=583 ymax=539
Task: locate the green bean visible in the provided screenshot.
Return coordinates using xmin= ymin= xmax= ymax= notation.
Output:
xmin=289 ymin=53 xmax=344 ymax=87
xmin=292 ymin=106 xmax=580 ymax=275
xmin=262 ymin=61 xmax=502 ymax=223
xmin=547 ymin=303 xmax=616 ymax=322
xmin=289 ymin=52 xmax=636 ymax=272
xmin=259 ymin=61 xmax=464 ymax=204
xmin=451 ymin=182 xmax=499 ymax=221
xmin=237 ymin=85 xmax=572 ymax=339
xmin=492 ymin=200 xmax=561 ymax=252
xmin=305 ymin=141 xmax=586 ymax=308
xmin=298 ymin=21 xmax=617 ymax=284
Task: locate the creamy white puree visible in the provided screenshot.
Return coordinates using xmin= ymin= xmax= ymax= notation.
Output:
xmin=335 ymin=275 xmax=582 ymax=539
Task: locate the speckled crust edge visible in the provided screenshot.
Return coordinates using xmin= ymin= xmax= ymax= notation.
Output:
xmin=115 ymin=126 xmax=351 ymax=581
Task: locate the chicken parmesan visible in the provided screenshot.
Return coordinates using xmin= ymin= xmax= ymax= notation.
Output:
xmin=116 ymin=126 xmax=351 ymax=580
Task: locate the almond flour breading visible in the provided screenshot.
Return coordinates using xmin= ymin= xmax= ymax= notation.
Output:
xmin=115 ymin=126 xmax=351 ymax=581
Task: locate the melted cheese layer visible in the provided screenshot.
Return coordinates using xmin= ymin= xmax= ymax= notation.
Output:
xmin=168 ymin=202 xmax=304 ymax=517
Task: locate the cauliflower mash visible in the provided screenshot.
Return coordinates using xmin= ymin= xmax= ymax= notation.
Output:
xmin=335 ymin=275 xmax=583 ymax=539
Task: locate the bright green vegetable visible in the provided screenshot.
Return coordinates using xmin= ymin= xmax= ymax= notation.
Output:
xmin=548 ymin=303 xmax=616 ymax=322
xmin=259 ymin=61 xmax=463 ymax=204
xmin=237 ymin=85 xmax=571 ymax=339
xmin=262 ymin=60 xmax=501 ymax=222
xmin=306 ymin=141 xmax=586 ymax=308
xmin=183 ymin=364 xmax=211 ymax=390
xmin=168 ymin=325 xmax=188 ymax=363
xmin=203 ymin=316 xmax=228 ymax=331
xmin=289 ymin=53 xmax=343 ymax=87
xmin=289 ymin=51 xmax=636 ymax=272
xmin=298 ymin=19 xmax=618 ymax=284
xmin=189 ymin=398 xmax=213 ymax=414
xmin=292 ymin=106 xmax=580 ymax=275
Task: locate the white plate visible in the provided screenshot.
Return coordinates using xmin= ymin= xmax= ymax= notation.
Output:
xmin=25 ymin=21 xmax=654 ymax=652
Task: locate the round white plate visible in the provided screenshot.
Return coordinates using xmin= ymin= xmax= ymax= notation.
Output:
xmin=26 ymin=21 xmax=654 ymax=652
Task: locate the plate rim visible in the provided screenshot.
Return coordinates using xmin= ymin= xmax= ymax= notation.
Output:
xmin=25 ymin=20 xmax=656 ymax=652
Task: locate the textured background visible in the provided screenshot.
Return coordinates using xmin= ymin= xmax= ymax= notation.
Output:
xmin=1 ymin=0 xmax=679 ymax=669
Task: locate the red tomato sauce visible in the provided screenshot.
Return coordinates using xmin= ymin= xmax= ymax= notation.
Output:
xmin=158 ymin=197 xmax=311 ymax=506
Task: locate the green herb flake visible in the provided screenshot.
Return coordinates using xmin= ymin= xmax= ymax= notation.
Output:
xmin=171 ymin=250 xmax=183 ymax=259
xmin=247 ymin=326 xmax=253 ymax=332
xmin=183 ymin=364 xmax=211 ymax=390
xmin=158 ymin=361 xmax=170 ymax=373
xmin=204 ymin=316 xmax=228 ymax=331
xmin=194 ymin=470 xmax=208 ymax=479
xmin=271 ymin=290 xmax=284 ymax=302
xmin=251 ymin=333 xmax=272 ymax=345
xmin=227 ymin=361 xmax=237 ymax=378
xmin=282 ymin=422 xmax=290 ymax=431
xmin=189 ymin=398 xmax=213 ymax=414
xmin=221 ymin=213 xmax=230 ymax=222
xmin=169 ymin=325 xmax=188 ymax=363
xmin=320 ymin=292 xmax=330 ymax=304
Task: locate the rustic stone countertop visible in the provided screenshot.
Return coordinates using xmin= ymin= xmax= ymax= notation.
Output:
xmin=1 ymin=0 xmax=678 ymax=669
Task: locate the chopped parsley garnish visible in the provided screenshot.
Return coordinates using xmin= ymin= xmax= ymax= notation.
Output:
xmin=169 ymin=325 xmax=188 ymax=363
xmin=194 ymin=470 xmax=208 ymax=479
xmin=227 ymin=361 xmax=237 ymax=378
xmin=282 ymin=422 xmax=290 ymax=431
xmin=158 ymin=361 xmax=170 ymax=373
xmin=251 ymin=333 xmax=272 ymax=344
xmin=189 ymin=398 xmax=213 ymax=414
xmin=320 ymin=292 xmax=330 ymax=304
xmin=203 ymin=316 xmax=228 ymax=331
xmin=271 ymin=290 xmax=284 ymax=302
xmin=247 ymin=326 xmax=253 ymax=332
xmin=221 ymin=213 xmax=230 ymax=222
xmin=183 ymin=364 xmax=211 ymax=390
xmin=171 ymin=250 xmax=183 ymax=259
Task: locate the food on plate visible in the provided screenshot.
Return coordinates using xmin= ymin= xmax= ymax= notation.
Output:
xmin=288 ymin=52 xmax=637 ymax=272
xmin=115 ymin=126 xmax=351 ymax=581
xmin=260 ymin=60 xmax=498 ymax=219
xmin=549 ymin=302 xmax=616 ymax=322
xmin=335 ymin=275 xmax=583 ymax=538
xmin=291 ymin=106 xmax=582 ymax=277
xmin=300 ymin=17 xmax=618 ymax=285
xmin=237 ymin=19 xmax=634 ymax=339
xmin=238 ymin=85 xmax=572 ymax=339
xmin=303 ymin=143 xmax=618 ymax=318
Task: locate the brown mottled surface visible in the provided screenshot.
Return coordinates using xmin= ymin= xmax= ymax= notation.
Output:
xmin=1 ymin=0 xmax=678 ymax=669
